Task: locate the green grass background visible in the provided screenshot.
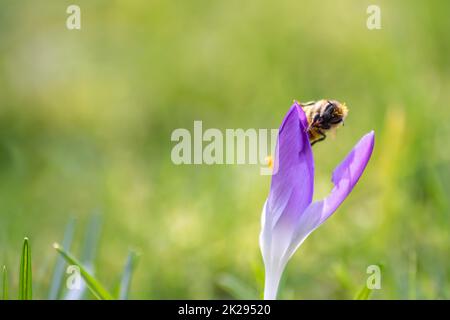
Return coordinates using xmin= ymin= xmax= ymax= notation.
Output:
xmin=0 ymin=0 xmax=449 ymax=299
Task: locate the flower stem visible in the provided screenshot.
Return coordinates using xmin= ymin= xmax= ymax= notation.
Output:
xmin=263 ymin=269 xmax=282 ymax=300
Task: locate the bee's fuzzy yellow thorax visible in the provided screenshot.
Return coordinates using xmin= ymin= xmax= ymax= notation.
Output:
xmin=336 ymin=102 xmax=349 ymax=118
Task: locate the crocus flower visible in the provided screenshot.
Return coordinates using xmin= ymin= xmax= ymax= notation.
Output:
xmin=260 ymin=102 xmax=375 ymax=299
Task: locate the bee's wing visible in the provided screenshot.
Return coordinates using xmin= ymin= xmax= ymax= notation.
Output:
xmin=329 ymin=127 xmax=338 ymax=139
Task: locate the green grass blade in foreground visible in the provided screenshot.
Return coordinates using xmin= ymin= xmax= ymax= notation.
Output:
xmin=2 ymin=265 xmax=7 ymax=300
xmin=354 ymin=285 xmax=372 ymax=300
xmin=53 ymin=243 xmax=113 ymax=300
xmin=48 ymin=217 xmax=76 ymax=299
xmin=19 ymin=237 xmax=32 ymax=300
xmin=65 ymin=213 xmax=102 ymax=300
xmin=118 ymin=251 xmax=139 ymax=300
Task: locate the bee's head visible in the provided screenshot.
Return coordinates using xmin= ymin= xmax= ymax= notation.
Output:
xmin=316 ymin=100 xmax=349 ymax=127
xmin=314 ymin=100 xmax=348 ymax=129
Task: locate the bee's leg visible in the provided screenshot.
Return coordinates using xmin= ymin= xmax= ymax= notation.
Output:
xmin=307 ymin=114 xmax=320 ymax=133
xmin=311 ymin=130 xmax=326 ymax=146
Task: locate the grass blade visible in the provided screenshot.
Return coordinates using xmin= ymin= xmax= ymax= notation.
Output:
xmin=354 ymin=285 xmax=372 ymax=300
xmin=118 ymin=251 xmax=139 ymax=300
xmin=19 ymin=237 xmax=32 ymax=300
xmin=2 ymin=265 xmax=7 ymax=300
xmin=53 ymin=243 xmax=113 ymax=300
xmin=80 ymin=214 xmax=102 ymax=263
xmin=65 ymin=214 xmax=102 ymax=300
xmin=48 ymin=217 xmax=76 ymax=300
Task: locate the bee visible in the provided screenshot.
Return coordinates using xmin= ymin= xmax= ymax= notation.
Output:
xmin=300 ymin=99 xmax=349 ymax=146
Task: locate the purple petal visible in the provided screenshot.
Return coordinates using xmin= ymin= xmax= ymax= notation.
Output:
xmin=284 ymin=131 xmax=375 ymax=260
xmin=266 ymin=102 xmax=314 ymax=228
xmin=317 ymin=131 xmax=375 ymax=224
xmin=260 ymin=103 xmax=315 ymax=298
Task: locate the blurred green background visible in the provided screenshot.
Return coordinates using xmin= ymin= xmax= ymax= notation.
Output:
xmin=0 ymin=0 xmax=449 ymax=299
